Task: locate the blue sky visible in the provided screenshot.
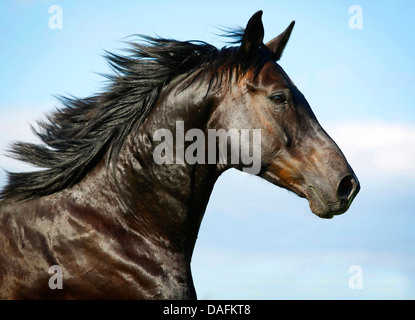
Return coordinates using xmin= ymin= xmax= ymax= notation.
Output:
xmin=1 ymin=0 xmax=414 ymax=299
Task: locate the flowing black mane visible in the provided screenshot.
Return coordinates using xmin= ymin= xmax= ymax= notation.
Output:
xmin=1 ymin=33 xmax=268 ymax=201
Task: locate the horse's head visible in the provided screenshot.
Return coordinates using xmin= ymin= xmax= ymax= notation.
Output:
xmin=210 ymin=11 xmax=360 ymax=218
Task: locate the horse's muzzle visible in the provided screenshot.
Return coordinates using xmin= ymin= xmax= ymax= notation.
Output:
xmin=307 ymin=173 xmax=360 ymax=219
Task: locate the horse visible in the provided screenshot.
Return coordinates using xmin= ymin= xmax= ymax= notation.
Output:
xmin=0 ymin=11 xmax=360 ymax=299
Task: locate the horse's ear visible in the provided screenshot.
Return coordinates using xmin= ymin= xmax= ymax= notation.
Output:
xmin=240 ymin=11 xmax=264 ymax=59
xmin=266 ymin=21 xmax=295 ymax=61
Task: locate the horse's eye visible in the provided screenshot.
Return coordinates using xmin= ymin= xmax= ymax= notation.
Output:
xmin=270 ymin=94 xmax=286 ymax=104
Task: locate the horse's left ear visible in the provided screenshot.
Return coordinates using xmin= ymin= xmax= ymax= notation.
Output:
xmin=240 ymin=11 xmax=265 ymax=59
xmin=266 ymin=21 xmax=295 ymax=61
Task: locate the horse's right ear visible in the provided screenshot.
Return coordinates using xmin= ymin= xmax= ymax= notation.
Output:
xmin=240 ymin=11 xmax=264 ymax=59
xmin=266 ymin=21 xmax=295 ymax=61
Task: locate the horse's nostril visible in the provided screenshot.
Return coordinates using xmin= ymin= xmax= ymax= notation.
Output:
xmin=337 ymin=175 xmax=355 ymax=200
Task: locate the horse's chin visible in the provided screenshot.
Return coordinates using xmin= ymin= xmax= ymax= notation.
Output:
xmin=309 ymin=205 xmax=335 ymax=219
xmin=306 ymin=186 xmax=350 ymax=219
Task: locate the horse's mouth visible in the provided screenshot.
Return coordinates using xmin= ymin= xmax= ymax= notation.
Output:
xmin=306 ymin=185 xmax=357 ymax=219
xmin=260 ymin=170 xmax=359 ymax=219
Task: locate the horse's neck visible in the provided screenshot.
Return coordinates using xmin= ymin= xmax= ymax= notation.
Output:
xmin=114 ymin=79 xmax=220 ymax=258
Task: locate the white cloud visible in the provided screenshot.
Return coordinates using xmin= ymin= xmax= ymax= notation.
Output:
xmin=327 ymin=121 xmax=415 ymax=178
